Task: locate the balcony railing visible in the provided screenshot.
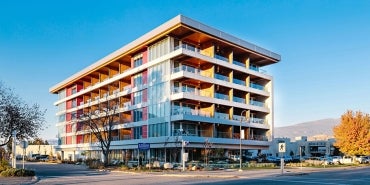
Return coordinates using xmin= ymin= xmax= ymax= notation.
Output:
xmin=249 ymin=65 xmax=267 ymax=74
xmin=233 ymin=78 xmax=246 ymax=86
xmin=215 ymin=93 xmax=229 ymax=100
xmin=214 ymin=54 xmax=229 ymax=62
xmin=233 ymin=60 xmax=246 ymax=68
xmin=250 ymin=100 xmax=265 ymax=107
xmin=174 ymin=43 xmax=199 ymax=52
xmin=173 ymin=65 xmax=198 ymax=74
xmin=215 ymin=73 xmax=229 ymax=82
xmin=250 ymin=83 xmax=265 ymax=91
xmin=172 ymin=106 xmax=211 ymax=117
xmin=233 ymin=96 xmax=246 ymax=104
xmin=250 ymin=118 xmax=266 ymax=124
xmin=216 ymin=131 xmax=231 ymax=138
xmin=214 ymin=112 xmax=229 ymax=120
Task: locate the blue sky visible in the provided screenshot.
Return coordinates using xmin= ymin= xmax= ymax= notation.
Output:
xmin=1 ymin=0 xmax=370 ymax=139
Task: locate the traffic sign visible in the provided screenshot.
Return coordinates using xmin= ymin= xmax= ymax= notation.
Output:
xmin=19 ymin=140 xmax=28 ymax=149
xmin=278 ymin=143 xmax=286 ymax=153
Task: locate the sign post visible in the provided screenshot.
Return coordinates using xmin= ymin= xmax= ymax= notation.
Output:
xmin=278 ymin=143 xmax=286 ymax=174
xmin=20 ymin=139 xmax=28 ymax=169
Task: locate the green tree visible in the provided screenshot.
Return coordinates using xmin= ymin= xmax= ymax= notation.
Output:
xmin=0 ymin=82 xmax=46 ymax=146
xmin=333 ymin=110 xmax=370 ymax=156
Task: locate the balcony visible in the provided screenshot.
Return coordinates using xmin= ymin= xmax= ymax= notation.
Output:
xmin=173 ymin=65 xmax=198 ymax=74
xmin=174 ymin=43 xmax=199 ymax=52
xmin=250 ymin=65 xmax=267 ymax=74
xmin=250 ymin=100 xmax=265 ymax=107
xmin=233 ymin=60 xmax=245 ymax=68
xmin=250 ymin=82 xmax=265 ymax=91
xmin=172 ymin=106 xmax=211 ymax=117
xmin=250 ymin=117 xmax=266 ymax=124
xmin=233 ymin=78 xmax=246 ymax=86
xmin=216 ymin=131 xmax=231 ymax=138
xmin=214 ymin=73 xmax=229 ymax=82
xmin=233 ymin=96 xmax=246 ymax=104
xmin=215 ymin=93 xmax=229 ymax=101
xmin=214 ymin=54 xmax=229 ymax=62
xmin=214 ymin=112 xmax=229 ymax=120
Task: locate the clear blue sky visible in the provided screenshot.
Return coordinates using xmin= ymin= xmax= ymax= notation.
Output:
xmin=1 ymin=0 xmax=370 ymax=139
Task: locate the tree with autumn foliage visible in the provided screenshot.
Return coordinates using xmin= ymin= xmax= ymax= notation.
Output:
xmin=333 ymin=110 xmax=370 ymax=156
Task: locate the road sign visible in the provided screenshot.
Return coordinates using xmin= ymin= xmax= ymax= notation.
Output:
xmin=20 ymin=140 xmax=28 ymax=149
xmin=278 ymin=143 xmax=286 ymax=153
xmin=138 ymin=143 xmax=150 ymax=150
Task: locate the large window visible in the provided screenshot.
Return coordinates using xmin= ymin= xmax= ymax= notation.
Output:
xmin=133 ymin=108 xmax=143 ymax=122
xmin=133 ymin=73 xmax=143 ymax=87
xmin=134 ymin=127 xmax=142 ymax=139
xmin=148 ymin=37 xmax=170 ymax=61
xmin=133 ymin=53 xmax=143 ymax=68
xmin=149 ymin=122 xmax=168 ymax=137
xmin=133 ymin=91 xmax=143 ymax=105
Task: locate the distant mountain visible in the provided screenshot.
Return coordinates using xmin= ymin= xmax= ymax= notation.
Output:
xmin=274 ymin=118 xmax=340 ymax=140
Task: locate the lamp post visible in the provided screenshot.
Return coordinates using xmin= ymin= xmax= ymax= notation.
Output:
xmin=239 ymin=110 xmax=247 ymax=172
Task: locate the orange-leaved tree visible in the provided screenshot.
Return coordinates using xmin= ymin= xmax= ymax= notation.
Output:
xmin=333 ymin=110 xmax=370 ymax=156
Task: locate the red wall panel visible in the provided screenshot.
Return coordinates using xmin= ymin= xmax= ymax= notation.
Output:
xmin=76 ymin=135 xmax=83 ymax=144
xmin=142 ymin=125 xmax=147 ymax=139
xmin=66 ymin=100 xmax=72 ymax=109
xmin=66 ymin=113 xmax=71 ymax=121
xmin=143 ymin=107 xmax=147 ymax=120
xmin=66 ymin=136 xmax=72 ymax=144
xmin=66 ymin=87 xmax=72 ymax=96
xmin=142 ymin=70 xmax=148 ymax=85
xmin=77 ymin=84 xmax=83 ymax=92
xmin=66 ymin=124 xmax=72 ymax=133
xmin=142 ymin=50 xmax=148 ymax=64
xmin=142 ymin=89 xmax=147 ymax=103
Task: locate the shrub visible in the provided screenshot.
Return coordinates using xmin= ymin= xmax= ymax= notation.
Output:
xmin=0 ymin=168 xmax=35 ymax=177
xmin=85 ymin=159 xmax=104 ymax=169
xmin=0 ymin=159 xmax=10 ymax=172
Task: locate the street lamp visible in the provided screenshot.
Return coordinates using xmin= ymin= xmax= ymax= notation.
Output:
xmin=239 ymin=110 xmax=247 ymax=172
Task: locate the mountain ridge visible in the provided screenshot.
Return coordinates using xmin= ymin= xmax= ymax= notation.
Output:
xmin=274 ymin=118 xmax=340 ymax=140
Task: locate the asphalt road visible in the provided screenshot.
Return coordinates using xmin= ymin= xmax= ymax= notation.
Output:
xmin=4 ymin=161 xmax=370 ymax=185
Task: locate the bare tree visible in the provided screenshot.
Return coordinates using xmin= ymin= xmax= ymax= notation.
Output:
xmin=78 ymin=95 xmax=119 ymax=166
xmin=0 ymin=82 xmax=45 ymax=146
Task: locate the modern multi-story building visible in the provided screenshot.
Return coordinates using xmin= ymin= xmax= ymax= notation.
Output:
xmin=49 ymin=15 xmax=280 ymax=163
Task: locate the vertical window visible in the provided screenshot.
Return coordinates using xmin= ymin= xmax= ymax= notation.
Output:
xmin=133 ymin=73 xmax=143 ymax=87
xmin=72 ymin=87 xmax=77 ymax=95
xmin=133 ymin=91 xmax=143 ymax=105
xmin=72 ymin=99 xmax=77 ymax=108
xmin=133 ymin=108 xmax=143 ymax=122
xmin=134 ymin=127 xmax=142 ymax=139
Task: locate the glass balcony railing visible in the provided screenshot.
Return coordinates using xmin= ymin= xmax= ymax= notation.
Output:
xmin=215 ymin=93 xmax=229 ymax=100
xmin=249 ymin=65 xmax=259 ymax=72
xmin=215 ymin=112 xmax=229 ymax=120
xmin=233 ymin=78 xmax=246 ymax=86
xmin=233 ymin=60 xmax=246 ymax=68
xmin=214 ymin=54 xmax=229 ymax=62
xmin=249 ymin=65 xmax=267 ymax=74
xmin=250 ymin=118 xmax=266 ymax=124
xmin=174 ymin=43 xmax=199 ymax=52
xmin=215 ymin=73 xmax=229 ymax=82
xmin=173 ymin=65 xmax=198 ymax=74
xmin=172 ymin=106 xmax=211 ymax=117
xmin=233 ymin=96 xmax=246 ymax=104
xmin=250 ymin=83 xmax=265 ymax=91
xmin=216 ymin=131 xmax=231 ymax=138
xmin=250 ymin=100 xmax=265 ymax=107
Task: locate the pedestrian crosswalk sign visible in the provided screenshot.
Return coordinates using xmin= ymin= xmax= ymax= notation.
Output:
xmin=279 ymin=143 xmax=286 ymax=153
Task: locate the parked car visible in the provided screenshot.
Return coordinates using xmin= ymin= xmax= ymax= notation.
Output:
xmin=36 ymin=155 xmax=49 ymax=161
xmin=355 ymin=156 xmax=367 ymax=164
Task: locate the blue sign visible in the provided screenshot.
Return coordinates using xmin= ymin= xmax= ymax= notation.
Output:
xmin=138 ymin=143 xmax=150 ymax=150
